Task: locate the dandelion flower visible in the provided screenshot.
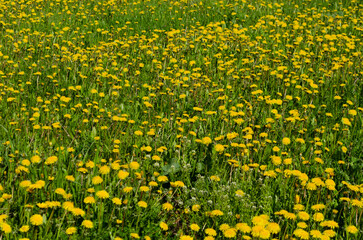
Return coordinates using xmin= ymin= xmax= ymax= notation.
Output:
xmin=205 ymin=228 xmax=217 ymax=236
xmin=223 ymin=228 xmax=237 ymax=238
xmin=202 ymin=137 xmax=212 ymax=145
xmin=30 ymin=214 xmax=43 ymax=226
xmin=235 ymin=223 xmax=251 ymax=233
xmin=19 ymin=225 xmax=30 ymax=232
xmin=130 ymin=233 xmax=140 ymax=238
xmin=84 ymin=196 xmax=96 ymax=204
xmin=129 ymin=161 xmax=140 ymax=170
xmin=162 ymin=202 xmax=173 ymax=211
xmin=81 ymin=220 xmax=93 ymax=229
xmin=160 ymin=222 xmax=168 ymax=231
xmin=282 ymin=137 xmax=291 ymax=145
xmin=138 ymin=201 xmax=147 ymax=208
xmin=1 ymin=223 xmax=11 ymax=233
xmin=346 ymin=225 xmax=358 ymax=234
xmin=96 ymin=190 xmax=110 ymax=199
xmin=66 ymin=227 xmax=77 ymax=235
xmin=180 ymin=236 xmax=193 ymax=240
xmin=215 ymin=144 xmax=225 ymax=152
xmin=190 ymin=223 xmax=200 ymax=231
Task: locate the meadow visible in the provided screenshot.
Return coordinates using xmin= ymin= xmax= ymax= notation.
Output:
xmin=0 ymin=0 xmax=362 ymax=239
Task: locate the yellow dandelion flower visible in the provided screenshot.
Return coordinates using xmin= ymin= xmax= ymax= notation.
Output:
xmin=162 ymin=202 xmax=173 ymax=211
xmin=130 ymin=233 xmax=140 ymax=238
xmin=30 ymin=214 xmax=43 ymax=226
xmin=282 ymin=137 xmax=291 ymax=145
xmin=129 ymin=161 xmax=140 ymax=170
xmin=112 ymin=198 xmax=122 ymax=205
xmin=45 ymin=156 xmax=58 ymax=165
xmin=160 ymin=221 xmax=168 ymax=231
xmin=19 ymin=225 xmax=30 ymax=232
xmin=205 ymin=228 xmax=217 ymax=236
xmin=202 ymin=137 xmax=212 ymax=145
xmin=31 ymin=155 xmax=41 ymax=164
xmin=346 ymin=225 xmax=358 ymax=234
xmin=81 ymin=220 xmax=93 ymax=229
xmin=215 ymin=144 xmax=225 ymax=152
xmin=84 ymin=196 xmax=95 ymax=204
xmin=223 ymin=228 xmax=237 ymax=238
xmin=190 ymin=223 xmax=200 ymax=231
xmin=96 ymin=190 xmax=109 ymax=199
xmin=92 ymin=176 xmax=103 ymax=185
xmin=66 ymin=227 xmax=77 ymax=235
xmin=138 ymin=201 xmax=147 ymax=208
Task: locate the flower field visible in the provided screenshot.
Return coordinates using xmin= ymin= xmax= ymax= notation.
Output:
xmin=0 ymin=0 xmax=362 ymax=239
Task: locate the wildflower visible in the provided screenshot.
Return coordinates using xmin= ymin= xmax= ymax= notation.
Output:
xmin=118 ymin=170 xmax=129 ymax=180
xmin=259 ymin=229 xmax=271 ymax=239
xmin=30 ymin=214 xmax=43 ymax=226
xmin=62 ymin=201 xmax=75 ymax=211
xmin=219 ymin=224 xmax=230 ymax=232
xmin=96 ymin=190 xmax=110 ymax=199
xmin=66 ymin=227 xmax=77 ymax=235
xmin=293 ymin=229 xmax=309 ymax=239
xmin=252 ymin=215 xmax=268 ymax=226
xmin=134 ymin=130 xmax=143 ymax=136
xmin=297 ymin=222 xmax=308 ymax=229
xmin=311 ymin=204 xmax=325 ymax=211
xmin=45 ymin=156 xmax=58 ymax=165
xmin=215 ymin=144 xmax=225 ymax=152
xmin=341 ymin=118 xmax=351 ymax=126
xmin=323 ymin=229 xmax=336 ymax=237
xmin=235 ymin=190 xmax=245 ymax=196
xmin=112 ymin=198 xmax=122 ymax=205
xmin=235 ymin=223 xmax=251 ymax=233
xmin=210 ymin=210 xmax=223 ymax=216
xmin=346 ymin=225 xmax=358 ymax=234
xmin=70 ymin=208 xmax=85 ymax=217
xmin=223 ymin=228 xmax=237 ymax=238
xmin=130 ymin=233 xmax=140 ymax=238
xmin=204 ymin=237 xmax=215 ymax=240
xmin=84 ymin=196 xmax=96 ymax=204
xmin=31 ymin=155 xmax=41 ymax=163
xmin=129 ymin=161 xmax=140 ymax=170
xmin=190 ymin=223 xmax=200 ymax=231
xmin=192 ymin=204 xmax=200 ymax=211
xmin=19 ymin=225 xmax=30 ymax=232
xmin=320 ymin=220 xmax=339 ymax=229
xmin=92 ymin=176 xmax=103 ymax=185
xmin=180 ymin=236 xmax=193 ymax=240
xmin=99 ymin=165 xmax=110 ymax=174
xmin=0 ymin=222 xmax=11 ymax=233
xmin=81 ymin=220 xmax=93 ymax=229
xmin=210 ymin=176 xmax=220 ymax=182
xmin=282 ymin=137 xmax=291 ymax=145
xmin=20 ymin=180 xmax=32 ymax=188
xmin=139 ymin=186 xmax=150 ymax=192
xmin=309 ymin=230 xmax=322 ymax=239
xmin=297 ymin=211 xmax=310 ymax=221
xmin=205 ymin=228 xmax=217 ymax=236
xmin=162 ymin=202 xmax=173 ymax=211
xmin=160 ymin=222 xmax=168 ymax=231
xmin=157 ymin=176 xmax=168 ymax=182
xmin=313 ymin=213 xmax=324 ymax=222
xmin=267 ymin=222 xmax=281 ymax=234
xmin=202 ymin=137 xmax=212 ymax=145
xmin=123 ymin=187 xmax=133 ymax=193
xmin=66 ymin=175 xmax=75 ymax=182
xmin=138 ymin=201 xmax=147 ymax=208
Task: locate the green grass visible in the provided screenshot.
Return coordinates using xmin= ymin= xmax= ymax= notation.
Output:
xmin=0 ymin=0 xmax=362 ymax=239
